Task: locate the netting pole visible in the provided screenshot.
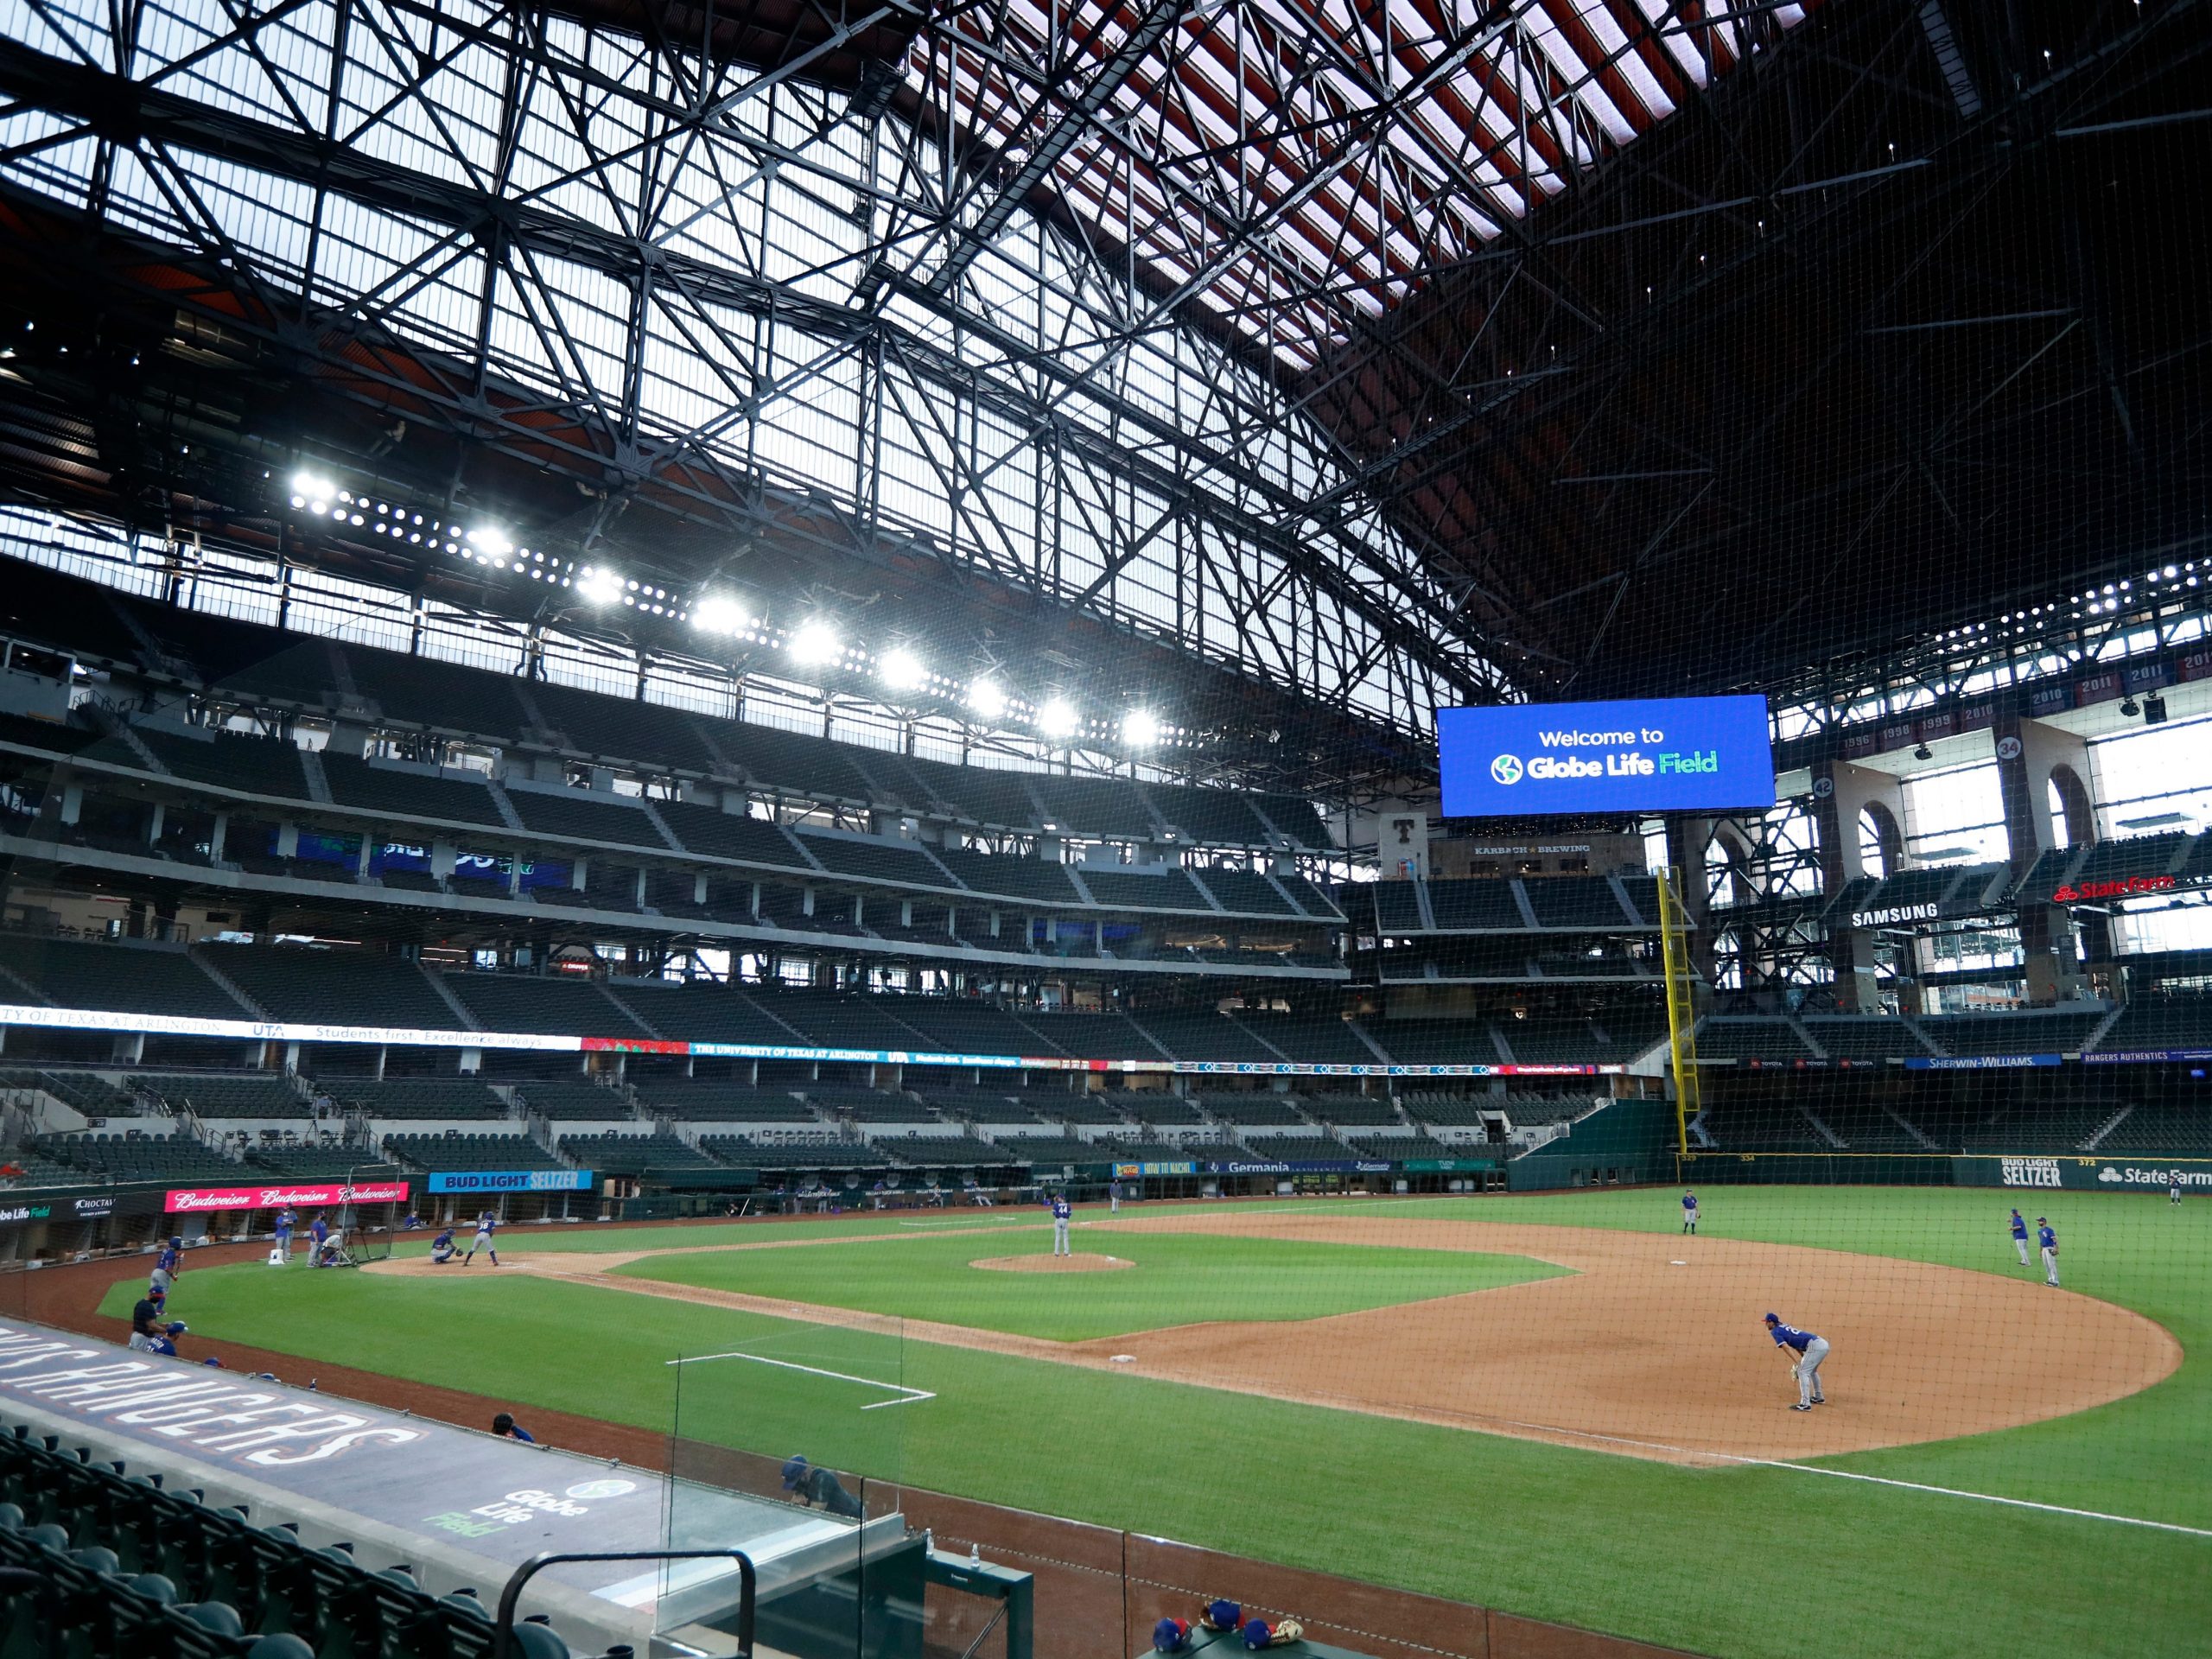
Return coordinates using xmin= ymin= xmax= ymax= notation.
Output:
xmin=1656 ymin=866 xmax=1702 ymax=1166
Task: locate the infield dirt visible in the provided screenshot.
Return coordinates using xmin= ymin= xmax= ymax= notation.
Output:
xmin=367 ymin=1206 xmax=2177 ymax=1463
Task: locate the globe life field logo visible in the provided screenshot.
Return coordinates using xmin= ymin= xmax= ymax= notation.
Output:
xmin=1491 ymin=754 xmax=1523 ymax=785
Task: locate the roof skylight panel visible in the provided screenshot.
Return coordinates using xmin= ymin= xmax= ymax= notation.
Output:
xmin=1568 ymin=0 xmax=1675 ymax=118
xmin=1515 ymin=2 xmax=1637 ymax=144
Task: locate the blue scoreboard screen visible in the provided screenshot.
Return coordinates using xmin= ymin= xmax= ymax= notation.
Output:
xmin=1438 ymin=696 xmax=1777 ymax=817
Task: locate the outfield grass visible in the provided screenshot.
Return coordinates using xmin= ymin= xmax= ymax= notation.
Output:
xmin=614 ymin=1227 xmax=1567 ymax=1339
xmin=100 ymin=1186 xmax=2212 ymax=1659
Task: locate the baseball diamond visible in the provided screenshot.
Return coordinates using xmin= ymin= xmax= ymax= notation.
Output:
xmin=69 ymin=1184 xmax=2212 ymax=1659
xmin=2 ymin=0 xmax=2210 ymax=1654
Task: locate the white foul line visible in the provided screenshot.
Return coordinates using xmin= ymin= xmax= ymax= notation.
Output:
xmin=1729 ymin=1459 xmax=2212 ymax=1536
xmin=1483 ymin=1417 xmax=2211 ymax=1539
xmin=665 ymin=1350 xmax=936 ymax=1409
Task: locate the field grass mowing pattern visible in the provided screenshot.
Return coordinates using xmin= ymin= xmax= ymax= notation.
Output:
xmin=99 ymin=1186 xmax=2212 ymax=1659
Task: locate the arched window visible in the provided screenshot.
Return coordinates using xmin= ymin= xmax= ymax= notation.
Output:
xmin=2047 ymin=765 xmax=2094 ymax=847
xmin=1858 ymin=807 xmax=1890 ymax=880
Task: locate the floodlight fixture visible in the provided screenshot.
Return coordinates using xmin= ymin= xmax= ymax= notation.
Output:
xmin=463 ymin=525 xmax=513 ymax=561
xmin=879 ymin=647 xmax=927 ymax=691
xmin=787 ymin=620 xmax=841 ymax=666
xmin=968 ymin=678 xmax=1008 ymax=720
xmin=1122 ymin=709 xmax=1160 ymax=747
xmin=289 ymin=471 xmax=335 ymax=512
xmin=692 ymin=594 xmax=749 ymax=634
xmin=575 ymin=567 xmax=624 ymax=606
xmin=1035 ymin=698 xmax=1080 ymax=740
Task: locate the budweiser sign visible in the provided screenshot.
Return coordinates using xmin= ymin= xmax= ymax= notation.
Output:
xmin=164 ymin=1182 xmax=410 ymax=1214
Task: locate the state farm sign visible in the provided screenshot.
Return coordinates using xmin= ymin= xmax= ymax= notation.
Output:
xmin=2051 ymin=875 xmax=2176 ymax=905
xmin=164 ymin=1182 xmax=410 ymax=1214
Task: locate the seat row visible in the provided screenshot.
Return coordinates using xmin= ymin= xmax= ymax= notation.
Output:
xmin=0 ymin=1421 xmax=620 ymax=1657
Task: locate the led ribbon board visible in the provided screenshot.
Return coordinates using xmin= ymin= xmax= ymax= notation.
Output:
xmin=1438 ymin=696 xmax=1777 ymax=817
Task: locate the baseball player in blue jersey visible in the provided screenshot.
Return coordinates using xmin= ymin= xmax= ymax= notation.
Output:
xmin=273 ymin=1205 xmax=296 ymax=1260
xmin=466 ymin=1210 xmax=500 ymax=1266
xmin=1049 ymin=1192 xmax=1072 ymax=1257
xmin=2009 ymin=1208 xmax=2030 ymax=1268
xmin=2037 ymin=1217 xmax=2059 ymax=1287
xmin=149 ymin=1236 xmax=184 ymax=1294
xmin=307 ymin=1212 xmax=329 ymax=1267
xmin=1764 ymin=1312 xmax=1828 ymax=1408
xmin=1681 ymin=1191 xmax=1700 ymax=1235
xmin=429 ymin=1227 xmax=457 ymax=1265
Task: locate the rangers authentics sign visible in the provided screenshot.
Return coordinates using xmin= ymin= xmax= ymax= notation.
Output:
xmin=164 ymin=1181 xmax=410 ymax=1214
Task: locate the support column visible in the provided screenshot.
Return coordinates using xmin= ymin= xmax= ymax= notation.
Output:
xmin=1994 ymin=714 xmax=2094 ymax=1005
xmin=1810 ymin=760 xmax=1910 ymax=1012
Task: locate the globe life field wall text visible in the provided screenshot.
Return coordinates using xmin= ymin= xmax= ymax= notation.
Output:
xmin=1437 ymin=696 xmax=1778 ymax=817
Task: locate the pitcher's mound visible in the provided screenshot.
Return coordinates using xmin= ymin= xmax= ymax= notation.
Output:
xmin=970 ymin=1253 xmax=1132 ymax=1274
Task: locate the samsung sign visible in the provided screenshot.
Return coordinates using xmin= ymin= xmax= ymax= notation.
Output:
xmin=1438 ymin=696 xmax=1776 ymax=817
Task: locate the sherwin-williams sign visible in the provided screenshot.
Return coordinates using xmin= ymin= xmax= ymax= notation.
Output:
xmin=164 ymin=1181 xmax=410 ymax=1213
xmin=428 ymin=1170 xmax=594 ymax=1193
xmin=1438 ymin=696 xmax=1776 ymax=817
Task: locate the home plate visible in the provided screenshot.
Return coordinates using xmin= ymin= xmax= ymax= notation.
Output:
xmin=1671 ymin=1260 xmax=1688 ymax=1266
xmin=1111 ymin=1355 xmax=1135 ymax=1363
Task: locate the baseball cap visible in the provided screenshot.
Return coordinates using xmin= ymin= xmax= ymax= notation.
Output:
xmin=1762 ymin=1312 xmax=1778 ymax=1324
xmin=780 ymin=1456 xmax=810 ymax=1491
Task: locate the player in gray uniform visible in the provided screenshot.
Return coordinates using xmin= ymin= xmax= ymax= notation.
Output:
xmin=465 ymin=1209 xmax=500 ymax=1266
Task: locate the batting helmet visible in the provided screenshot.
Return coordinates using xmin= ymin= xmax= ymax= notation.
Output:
xmin=1153 ymin=1617 xmax=1190 ymax=1652
xmin=1205 ymin=1600 xmax=1243 ymax=1631
xmin=1242 ymin=1618 xmax=1274 ymax=1649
